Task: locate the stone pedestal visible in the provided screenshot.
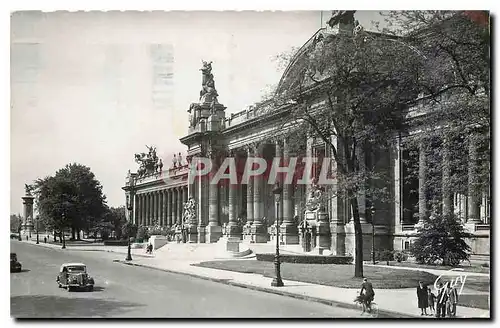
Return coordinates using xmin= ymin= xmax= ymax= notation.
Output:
xmin=315 ymin=211 xmax=331 ymax=250
xmin=197 ymin=226 xmax=206 ymax=244
xmin=226 ymin=223 xmax=242 ymax=239
xmin=279 ymin=224 xmax=299 ymax=245
xmin=22 ymin=193 xmax=35 ymax=237
xmin=330 ymin=222 xmax=346 ymax=256
xmin=344 ymin=221 xmax=373 ymax=261
xmin=148 ymin=235 xmax=168 ymax=250
xmin=206 ymin=225 xmax=222 ymax=243
xmin=250 ymin=223 xmax=268 ymax=243
xmin=186 ymin=224 xmax=198 ymax=243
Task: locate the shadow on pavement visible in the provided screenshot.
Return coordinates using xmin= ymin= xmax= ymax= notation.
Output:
xmin=11 ymin=269 xmax=31 ymax=273
xmin=11 ymin=295 xmax=143 ymax=318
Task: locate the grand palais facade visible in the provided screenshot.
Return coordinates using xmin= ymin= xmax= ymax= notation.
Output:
xmin=123 ymin=14 xmax=490 ymax=258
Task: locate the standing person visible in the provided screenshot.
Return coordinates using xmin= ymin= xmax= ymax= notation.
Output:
xmin=447 ymin=282 xmax=459 ymax=317
xmin=427 ymin=287 xmax=436 ymax=315
xmin=417 ymin=281 xmax=429 ymax=315
xmin=436 ymin=282 xmax=448 ymax=318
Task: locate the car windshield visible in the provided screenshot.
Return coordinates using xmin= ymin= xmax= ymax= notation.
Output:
xmin=67 ymin=266 xmax=86 ymax=272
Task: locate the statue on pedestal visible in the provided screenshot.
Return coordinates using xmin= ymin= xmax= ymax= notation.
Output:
xmin=134 ymin=145 xmax=161 ymax=178
xmin=199 ymin=60 xmax=219 ymax=104
xmin=172 ymin=154 xmax=178 ymax=168
xmin=305 ymin=182 xmax=326 ymax=212
xmin=24 ymin=184 xmax=34 ymax=196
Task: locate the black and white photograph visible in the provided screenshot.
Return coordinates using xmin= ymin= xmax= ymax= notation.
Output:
xmin=8 ymin=5 xmax=491 ymax=319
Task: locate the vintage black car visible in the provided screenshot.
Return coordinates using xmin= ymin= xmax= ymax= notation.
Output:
xmin=10 ymin=253 xmax=22 ymax=272
xmin=56 ymin=263 xmax=95 ymax=291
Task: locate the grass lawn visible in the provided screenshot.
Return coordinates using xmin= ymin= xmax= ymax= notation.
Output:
xmin=386 ymin=261 xmax=490 ymax=274
xmin=194 ymin=260 xmax=438 ymax=289
xmin=457 ymin=294 xmax=489 ymax=310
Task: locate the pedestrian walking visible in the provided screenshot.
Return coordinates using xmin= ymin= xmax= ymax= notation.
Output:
xmin=44 ymin=236 xmax=47 ymax=243
xmin=427 ymin=288 xmax=436 ymax=315
xmin=436 ymin=282 xmax=448 ymax=318
xmin=446 ymin=282 xmax=459 ymax=317
xmin=416 ymin=281 xmax=429 ymax=315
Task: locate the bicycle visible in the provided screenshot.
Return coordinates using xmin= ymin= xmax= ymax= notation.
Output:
xmin=354 ymin=295 xmax=379 ymax=318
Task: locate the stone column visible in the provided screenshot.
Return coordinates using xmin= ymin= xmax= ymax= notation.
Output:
xmin=275 ymin=140 xmax=284 ymax=224
xmin=198 ymin=166 xmax=208 ymax=243
xmin=134 ymin=194 xmax=139 ymax=225
xmin=356 ymin=144 xmax=368 ymax=223
xmin=246 ymin=147 xmax=254 ymax=225
xmin=227 ymin=169 xmax=240 ymax=238
xmin=418 ymin=141 xmax=427 ymax=223
xmin=251 ymin=144 xmax=267 ymax=243
xmin=153 ymin=191 xmax=159 ymax=225
xmin=177 ymin=187 xmax=182 ymax=224
xmin=162 ymin=190 xmax=167 ymax=226
xmin=467 ymin=136 xmax=481 ymax=223
xmin=182 ymin=186 xmax=188 ymax=218
xmin=207 ymin=153 xmax=222 ymax=242
xmin=141 ymin=194 xmax=146 ymax=226
xmin=393 ymin=136 xmax=402 ymax=227
xmin=442 ymin=136 xmax=453 ymax=216
xmin=280 ymin=137 xmax=299 ymax=244
xmin=167 ymin=189 xmax=173 ymax=227
xmin=330 ymin=135 xmax=346 ymax=255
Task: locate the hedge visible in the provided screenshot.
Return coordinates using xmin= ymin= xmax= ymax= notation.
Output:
xmin=103 ymin=240 xmax=129 ymax=246
xmin=256 ymin=253 xmax=353 ymax=264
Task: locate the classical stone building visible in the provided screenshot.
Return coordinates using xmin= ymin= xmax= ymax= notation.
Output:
xmin=123 ymin=14 xmax=490 ymax=258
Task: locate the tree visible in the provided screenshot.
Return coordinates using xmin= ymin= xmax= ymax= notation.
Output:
xmin=10 ymin=214 xmax=22 ymax=232
xmin=411 ymin=212 xmax=472 ymax=266
xmin=104 ymin=206 xmax=127 ymax=240
xmin=122 ymin=222 xmax=138 ymax=241
xmin=382 ymin=11 xmax=490 ymax=223
xmin=33 ymin=163 xmax=107 ymax=240
xmin=267 ymin=15 xmax=423 ymax=277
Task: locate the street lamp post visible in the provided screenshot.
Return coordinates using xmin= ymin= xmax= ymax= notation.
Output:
xmin=371 ymin=206 xmax=376 ymax=265
xmin=126 ymin=179 xmax=135 ymax=262
xmin=271 ymin=184 xmax=284 ymax=287
xmin=36 ymin=216 xmax=39 ymax=244
xmin=61 ymin=212 xmax=66 ymax=249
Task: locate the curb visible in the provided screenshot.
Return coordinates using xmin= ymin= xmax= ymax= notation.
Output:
xmin=19 ymin=241 xmax=154 ymax=258
xmin=114 ymin=260 xmax=417 ymax=318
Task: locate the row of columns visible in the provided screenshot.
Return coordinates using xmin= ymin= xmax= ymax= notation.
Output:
xmin=134 ymin=186 xmax=188 ymax=227
xmin=399 ymin=134 xmax=488 ymax=225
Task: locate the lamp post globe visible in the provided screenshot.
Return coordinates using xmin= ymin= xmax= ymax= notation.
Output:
xmin=271 ymin=184 xmax=284 ymax=287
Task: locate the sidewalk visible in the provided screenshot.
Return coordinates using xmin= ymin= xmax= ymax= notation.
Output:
xmin=18 ymin=240 xmax=489 ymax=318
xmin=113 ymin=256 xmax=489 ymax=318
xmin=18 ymin=239 xmax=154 ymax=258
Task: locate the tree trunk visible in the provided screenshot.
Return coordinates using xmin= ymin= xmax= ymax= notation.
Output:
xmin=77 ymin=229 xmax=81 ymax=240
xmin=349 ymin=193 xmax=364 ymax=278
xmin=71 ymin=227 xmax=76 ymax=240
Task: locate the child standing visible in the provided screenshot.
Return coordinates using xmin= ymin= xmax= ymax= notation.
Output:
xmin=428 ymin=288 xmax=436 ymax=315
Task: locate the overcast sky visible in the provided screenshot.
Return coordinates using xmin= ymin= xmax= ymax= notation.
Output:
xmin=10 ymin=10 xmax=380 ymax=214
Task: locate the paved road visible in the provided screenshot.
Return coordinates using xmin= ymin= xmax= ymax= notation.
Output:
xmin=11 ymin=241 xmax=381 ymax=318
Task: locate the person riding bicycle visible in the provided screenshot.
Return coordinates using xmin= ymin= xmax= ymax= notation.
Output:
xmin=359 ymin=278 xmax=375 ymax=313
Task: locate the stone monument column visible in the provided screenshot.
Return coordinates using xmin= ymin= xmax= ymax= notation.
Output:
xmin=442 ymin=136 xmax=453 ymax=216
xmin=226 ymin=151 xmax=241 ymax=238
xmin=280 ymin=137 xmax=299 ymax=244
xmin=207 ymin=151 xmax=222 ymax=242
xmin=22 ymin=185 xmax=35 ymax=238
xmin=251 ymin=144 xmax=268 ymax=243
xmin=418 ymin=141 xmax=427 ymax=224
xmin=467 ymin=136 xmax=482 ymax=224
